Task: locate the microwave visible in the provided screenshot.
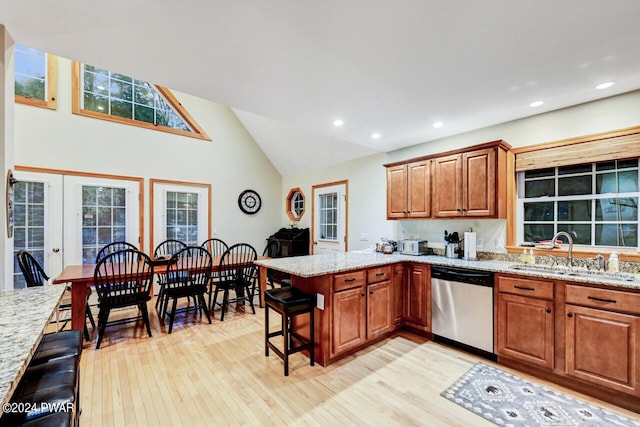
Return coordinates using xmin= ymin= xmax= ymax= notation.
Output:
xmin=399 ymin=240 xmax=429 ymax=255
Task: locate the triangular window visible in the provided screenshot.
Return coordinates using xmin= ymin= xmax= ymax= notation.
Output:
xmin=72 ymin=62 xmax=210 ymax=140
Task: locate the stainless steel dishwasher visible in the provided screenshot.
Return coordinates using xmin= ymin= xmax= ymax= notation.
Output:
xmin=431 ymin=265 xmax=496 ymax=360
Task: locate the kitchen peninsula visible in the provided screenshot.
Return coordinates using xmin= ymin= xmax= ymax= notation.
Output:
xmin=256 ymin=251 xmax=640 ymax=412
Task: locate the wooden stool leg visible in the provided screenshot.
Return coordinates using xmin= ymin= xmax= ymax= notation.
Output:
xmin=265 ymin=304 xmax=270 ymax=357
xmin=283 ymin=312 xmax=289 ymax=376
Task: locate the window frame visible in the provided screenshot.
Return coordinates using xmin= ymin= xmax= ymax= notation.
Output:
xmin=507 ymin=126 xmax=640 ymax=262
xmin=14 ymin=45 xmax=57 ymax=110
xmin=71 ymin=61 xmax=211 ymax=141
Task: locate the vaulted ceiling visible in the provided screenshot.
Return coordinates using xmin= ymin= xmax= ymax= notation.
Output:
xmin=2 ymin=0 xmax=640 ymax=175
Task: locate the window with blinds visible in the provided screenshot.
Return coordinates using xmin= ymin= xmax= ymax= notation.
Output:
xmin=515 ymin=127 xmax=640 ymax=248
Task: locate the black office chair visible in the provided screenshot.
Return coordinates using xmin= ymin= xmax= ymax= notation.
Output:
xmin=17 ymin=250 xmax=95 ymax=341
xmin=153 ymin=239 xmax=187 ymax=310
xmin=95 ymin=241 xmax=138 ymax=263
xmin=201 ymin=238 xmax=229 ymax=310
xmin=161 ymin=246 xmax=212 ymax=333
xmin=211 ymin=243 xmax=258 ymax=321
xmin=93 ymin=248 xmax=154 ymax=349
xmin=262 ymin=239 xmax=291 ymax=288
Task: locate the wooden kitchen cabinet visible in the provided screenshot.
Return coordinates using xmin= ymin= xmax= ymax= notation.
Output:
xmin=433 ymin=145 xmax=500 ymax=217
xmin=367 ymin=279 xmax=392 ymax=339
xmin=406 ymin=264 xmax=429 ymax=328
xmin=386 ymin=159 xmax=431 ymax=219
xmin=565 ymin=284 xmax=640 ymax=395
xmin=332 ymin=284 xmax=366 ymax=357
xmin=496 ymin=275 xmax=555 ymax=369
xmin=392 ymin=264 xmax=405 ymax=325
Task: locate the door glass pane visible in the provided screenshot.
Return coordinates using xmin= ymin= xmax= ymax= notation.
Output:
xmin=165 ymin=191 xmax=198 ymax=245
xmin=319 ymin=192 xmax=338 ymax=240
xmin=13 ymin=181 xmax=46 ymax=288
xmin=82 ymin=185 xmax=127 ymax=264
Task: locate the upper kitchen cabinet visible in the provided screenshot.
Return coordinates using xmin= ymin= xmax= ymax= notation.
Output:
xmin=386 ymin=159 xmax=431 ymax=219
xmin=433 ymin=141 xmax=511 ymax=218
xmin=385 ymin=140 xmax=511 ymax=220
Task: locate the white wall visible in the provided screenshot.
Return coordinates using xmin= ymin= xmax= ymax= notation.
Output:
xmin=1 ymin=27 xmax=15 ymax=290
xmin=14 ymin=56 xmax=283 ymax=256
xmin=283 ymin=90 xmax=640 ymax=253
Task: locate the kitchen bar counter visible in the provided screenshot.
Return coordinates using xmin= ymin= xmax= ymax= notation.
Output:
xmin=0 ymin=285 xmax=66 ymax=406
xmin=255 ymin=251 xmax=640 ymax=290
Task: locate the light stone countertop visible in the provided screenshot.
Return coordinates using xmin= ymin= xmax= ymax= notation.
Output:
xmin=0 ymin=284 xmax=66 ymax=407
xmin=255 ymin=251 xmax=640 ymax=290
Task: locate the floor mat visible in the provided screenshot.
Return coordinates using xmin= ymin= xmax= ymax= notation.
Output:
xmin=441 ymin=362 xmax=640 ymax=426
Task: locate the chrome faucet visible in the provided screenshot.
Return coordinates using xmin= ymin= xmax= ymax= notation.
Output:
xmin=549 ymin=231 xmax=574 ymax=267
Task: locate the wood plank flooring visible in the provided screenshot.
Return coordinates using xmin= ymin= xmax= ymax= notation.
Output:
xmin=76 ymin=299 xmax=640 ymax=426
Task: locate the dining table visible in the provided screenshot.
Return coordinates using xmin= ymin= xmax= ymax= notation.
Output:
xmin=52 ymin=255 xmax=270 ymax=331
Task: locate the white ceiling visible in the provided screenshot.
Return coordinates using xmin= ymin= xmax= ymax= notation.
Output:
xmin=2 ymin=0 xmax=640 ymax=176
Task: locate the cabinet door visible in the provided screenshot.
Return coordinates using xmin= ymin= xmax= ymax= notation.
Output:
xmin=386 ymin=165 xmax=408 ymax=219
xmin=406 ymin=265 xmax=429 ymax=327
xmin=332 ymin=286 xmax=366 ymax=357
xmin=463 ymin=147 xmax=496 ymax=216
xmin=367 ymin=280 xmax=392 ymax=339
xmin=392 ymin=264 xmax=405 ymax=325
xmin=566 ymin=304 xmax=640 ymax=395
xmin=432 ymin=154 xmax=462 ymax=217
xmin=496 ymin=293 xmax=554 ymax=369
xmin=407 ymin=160 xmax=431 ymax=218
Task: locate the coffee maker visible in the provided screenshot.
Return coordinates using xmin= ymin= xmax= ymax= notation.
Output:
xmin=443 ymin=230 xmax=461 ymax=259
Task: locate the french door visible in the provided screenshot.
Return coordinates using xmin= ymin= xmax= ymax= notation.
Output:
xmin=12 ymin=171 xmax=140 ymax=288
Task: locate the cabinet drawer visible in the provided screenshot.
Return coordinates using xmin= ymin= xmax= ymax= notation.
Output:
xmin=497 ymin=275 xmax=554 ymax=299
xmin=566 ymin=284 xmax=640 ymax=315
xmin=334 ymin=270 xmax=366 ymax=292
xmin=367 ymin=266 xmax=392 ymax=284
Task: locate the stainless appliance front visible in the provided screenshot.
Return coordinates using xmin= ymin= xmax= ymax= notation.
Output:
xmin=431 ymin=266 xmax=494 ymax=358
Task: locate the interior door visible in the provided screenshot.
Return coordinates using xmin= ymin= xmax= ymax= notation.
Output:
xmin=12 ymin=171 xmax=63 ymax=287
xmin=313 ymin=182 xmax=347 ymax=254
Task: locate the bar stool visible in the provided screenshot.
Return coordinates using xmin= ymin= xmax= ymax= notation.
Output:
xmin=264 ymin=287 xmax=315 ymax=376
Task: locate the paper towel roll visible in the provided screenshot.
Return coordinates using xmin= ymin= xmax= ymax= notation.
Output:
xmin=464 ymin=231 xmax=477 ymax=260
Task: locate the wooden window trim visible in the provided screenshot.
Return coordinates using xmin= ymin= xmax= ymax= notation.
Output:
xmin=286 ymin=187 xmax=305 ymax=221
xmin=506 ymin=126 xmax=640 ymax=262
xmin=14 ymin=165 xmax=145 ymax=252
xmin=15 ymin=53 xmax=57 ymax=110
xmin=71 ymin=61 xmax=211 ymax=141
xmin=149 ymin=178 xmax=212 ymax=252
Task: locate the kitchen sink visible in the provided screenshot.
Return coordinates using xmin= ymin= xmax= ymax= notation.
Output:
xmin=508 ymin=264 xmax=636 ymax=282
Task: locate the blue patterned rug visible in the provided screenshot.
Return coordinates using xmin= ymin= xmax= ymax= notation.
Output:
xmin=441 ymin=363 xmax=640 ymax=426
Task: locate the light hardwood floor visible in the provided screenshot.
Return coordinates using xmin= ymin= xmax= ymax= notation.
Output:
xmin=75 ymin=299 xmax=640 ymax=426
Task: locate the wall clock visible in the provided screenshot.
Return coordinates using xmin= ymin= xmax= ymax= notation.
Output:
xmin=238 ymin=189 xmax=262 ymax=214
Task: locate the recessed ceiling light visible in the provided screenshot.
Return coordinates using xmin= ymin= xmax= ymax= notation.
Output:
xmin=333 ymin=119 xmax=344 ymax=127
xmin=433 ymin=122 xmax=443 ymax=128
xmin=529 ymin=101 xmax=544 ymax=108
xmin=371 ymin=133 xmax=381 ymax=139
xmin=595 ymin=81 xmax=616 ymax=90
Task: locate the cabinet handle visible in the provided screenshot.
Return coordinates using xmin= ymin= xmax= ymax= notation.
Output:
xmin=376 ymin=272 xmax=385 ymax=276
xmin=361 ymin=293 xmax=365 ymax=297
xmin=514 ymin=285 xmax=535 ymax=291
xmin=462 ymin=208 xmax=467 ymax=212
xmin=567 ymin=312 xmax=573 ymax=318
xmin=456 ymin=208 xmax=462 ymax=212
xmin=369 ymin=291 xmax=374 ymax=295
xmin=546 ymin=308 xmax=551 ymax=313
xmin=588 ymin=296 xmax=617 ymax=304
xmin=345 ymin=278 xmax=356 ymax=282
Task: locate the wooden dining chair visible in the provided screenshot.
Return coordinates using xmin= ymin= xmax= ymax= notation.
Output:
xmin=17 ymin=250 xmax=96 ymax=341
xmin=201 ymin=238 xmax=228 ymax=310
xmin=211 ymin=243 xmax=258 ymax=321
xmin=153 ymin=239 xmax=187 ymax=310
xmin=93 ymin=248 xmax=154 ymax=349
xmin=161 ymin=246 xmax=212 ymax=333
xmin=95 ymin=241 xmax=138 ymax=263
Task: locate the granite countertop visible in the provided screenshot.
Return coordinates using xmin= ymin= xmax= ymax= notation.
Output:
xmin=0 ymin=284 xmax=66 ymax=407
xmin=255 ymin=251 xmax=640 ymax=290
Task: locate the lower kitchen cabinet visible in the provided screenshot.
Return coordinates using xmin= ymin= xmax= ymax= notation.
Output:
xmin=367 ymin=280 xmax=392 ymax=339
xmin=392 ymin=264 xmax=405 ymax=325
xmin=565 ymin=284 xmax=640 ymax=396
xmin=406 ymin=264 xmax=429 ymax=328
xmin=497 ymin=292 xmax=554 ymax=368
xmin=496 ymin=275 xmax=555 ymax=369
xmin=332 ymin=286 xmax=367 ymax=357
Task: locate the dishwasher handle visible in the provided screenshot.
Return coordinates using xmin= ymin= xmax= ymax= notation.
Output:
xmin=431 ymin=266 xmax=494 ymax=287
